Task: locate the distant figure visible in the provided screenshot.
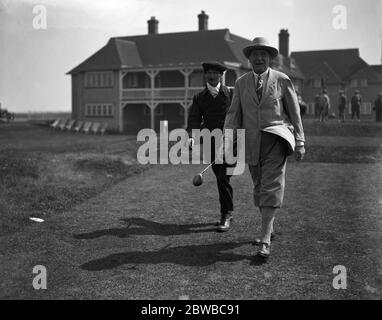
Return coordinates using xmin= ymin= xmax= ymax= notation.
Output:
xmin=314 ymin=93 xmax=321 ymax=119
xmin=351 ymin=90 xmax=362 ymax=122
xmin=337 ymin=90 xmax=347 ymax=123
xmin=319 ymin=89 xmax=330 ymax=122
xmin=297 ymin=91 xmax=307 ymax=119
xmin=373 ymin=93 xmax=382 ymax=122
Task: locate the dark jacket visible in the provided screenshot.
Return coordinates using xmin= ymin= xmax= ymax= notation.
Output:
xmin=187 ymin=85 xmax=233 ymax=132
xmin=338 ymin=95 xmax=347 ymax=110
xmin=351 ymin=94 xmax=362 ymax=108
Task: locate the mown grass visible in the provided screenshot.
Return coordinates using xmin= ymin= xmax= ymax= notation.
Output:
xmin=0 ymin=124 xmax=147 ymax=235
xmin=0 ymin=120 xmax=381 ymax=236
xmin=0 ymin=120 xmax=381 ymax=299
xmin=302 ymin=118 xmax=382 ymax=137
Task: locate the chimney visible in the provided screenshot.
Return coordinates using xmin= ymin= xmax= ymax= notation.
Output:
xmin=148 ymin=16 xmax=158 ymax=34
xmin=279 ymin=29 xmax=289 ymax=57
xmin=198 ymin=10 xmax=208 ymax=31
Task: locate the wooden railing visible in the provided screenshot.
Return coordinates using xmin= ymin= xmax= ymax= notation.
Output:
xmin=122 ymin=87 xmax=204 ymax=101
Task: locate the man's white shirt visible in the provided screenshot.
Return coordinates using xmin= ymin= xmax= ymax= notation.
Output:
xmin=206 ymin=82 xmax=221 ymax=98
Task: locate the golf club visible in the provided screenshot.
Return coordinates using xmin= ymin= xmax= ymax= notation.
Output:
xmin=192 ymin=160 xmax=216 ymax=186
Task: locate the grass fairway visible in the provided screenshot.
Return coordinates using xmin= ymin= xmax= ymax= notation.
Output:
xmin=0 ymin=120 xmax=381 ymax=299
xmin=0 ymin=123 xmax=147 ymax=235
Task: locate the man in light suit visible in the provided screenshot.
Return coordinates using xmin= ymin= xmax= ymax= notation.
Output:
xmin=223 ymin=37 xmax=305 ymax=258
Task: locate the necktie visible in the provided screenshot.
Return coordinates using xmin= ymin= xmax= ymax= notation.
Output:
xmin=207 ymin=83 xmax=219 ymax=98
xmin=210 ymin=88 xmax=218 ymax=98
xmin=256 ymin=76 xmax=263 ymax=101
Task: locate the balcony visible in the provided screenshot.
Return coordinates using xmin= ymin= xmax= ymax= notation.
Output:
xmin=122 ymin=87 xmax=204 ymax=101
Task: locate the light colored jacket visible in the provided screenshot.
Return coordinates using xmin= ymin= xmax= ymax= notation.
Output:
xmin=224 ymin=68 xmax=305 ymax=165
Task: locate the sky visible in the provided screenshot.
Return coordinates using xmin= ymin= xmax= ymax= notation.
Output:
xmin=0 ymin=0 xmax=381 ymax=112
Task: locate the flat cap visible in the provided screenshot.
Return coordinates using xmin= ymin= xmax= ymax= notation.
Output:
xmin=202 ymin=61 xmax=227 ymax=73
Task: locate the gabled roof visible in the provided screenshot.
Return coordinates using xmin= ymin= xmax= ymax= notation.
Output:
xmin=348 ymin=65 xmax=382 ymax=83
xmin=271 ymin=55 xmax=305 ymax=80
xmin=290 ymin=49 xmax=368 ymax=80
xmin=371 ymin=65 xmax=382 ymax=77
xmin=67 ymin=38 xmax=142 ymax=74
xmin=305 ymin=61 xmax=343 ymax=84
xmin=68 ymin=29 xmax=253 ymax=74
xmin=117 ymin=29 xmax=252 ymax=68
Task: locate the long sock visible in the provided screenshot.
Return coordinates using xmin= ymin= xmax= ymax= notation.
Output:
xmin=260 ymin=207 xmax=276 ymax=245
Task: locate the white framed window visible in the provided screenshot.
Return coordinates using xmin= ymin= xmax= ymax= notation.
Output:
xmin=102 ymin=73 xmax=112 ymax=87
xmin=92 ymin=73 xmax=98 ymax=87
xmin=102 ymin=104 xmax=107 ymax=116
xmin=85 ymin=74 xmax=93 ymax=87
xmin=125 ymin=73 xmax=138 ymax=88
xmin=312 ymin=79 xmax=321 ymax=88
xmin=350 ymin=79 xmax=358 ymax=88
xmin=85 ymin=72 xmax=114 ymax=88
xmin=85 ymin=104 xmax=114 ymax=117
xmin=107 ymin=105 xmax=113 ymax=116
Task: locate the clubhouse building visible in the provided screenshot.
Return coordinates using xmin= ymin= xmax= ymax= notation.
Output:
xmin=67 ymin=11 xmax=382 ymax=133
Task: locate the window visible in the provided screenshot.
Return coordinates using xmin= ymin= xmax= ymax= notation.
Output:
xmin=350 ymin=79 xmax=358 ymax=88
xmin=125 ymin=73 xmax=138 ymax=88
xmin=85 ymin=104 xmax=114 ymax=117
xmin=103 ymin=73 xmax=113 ymax=87
xmin=312 ymin=79 xmax=321 ymax=88
xmin=107 ymin=105 xmax=113 ymax=116
xmin=360 ymin=79 xmax=367 ymax=88
xmin=85 ymin=72 xmax=114 ymax=88
xmin=155 ymin=71 xmax=184 ymax=88
xmin=86 ymin=75 xmax=93 ymax=87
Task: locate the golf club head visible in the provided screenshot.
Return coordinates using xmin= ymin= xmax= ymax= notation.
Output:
xmin=192 ymin=174 xmax=203 ymax=187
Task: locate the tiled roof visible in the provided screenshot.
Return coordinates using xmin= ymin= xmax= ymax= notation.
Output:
xmin=305 ymin=61 xmax=343 ymax=84
xmin=117 ymin=29 xmax=253 ymax=68
xmin=67 ymin=38 xmax=142 ymax=74
xmin=271 ymin=55 xmax=305 ymax=80
xmin=371 ymin=65 xmax=382 ymax=77
xmin=290 ymin=49 xmax=368 ymax=80
xmin=68 ymin=29 xmax=253 ymax=74
xmin=348 ymin=65 xmax=382 ymax=83
xmin=115 ymin=39 xmax=143 ymax=68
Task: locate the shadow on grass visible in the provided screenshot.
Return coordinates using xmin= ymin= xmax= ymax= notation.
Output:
xmin=80 ymin=241 xmax=253 ymax=270
xmin=73 ymin=217 xmax=219 ymax=239
xmin=250 ymin=254 xmax=270 ymax=266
